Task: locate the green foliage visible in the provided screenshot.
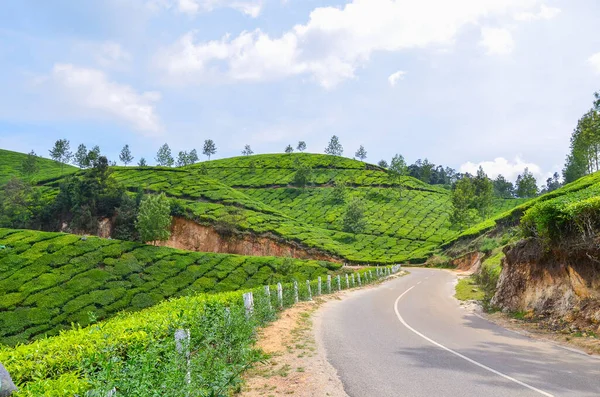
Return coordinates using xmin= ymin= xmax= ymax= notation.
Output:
xmin=0 ymin=228 xmax=339 ymax=346
xmin=293 ymin=162 xmax=312 ymax=188
xmin=297 ymin=141 xmax=306 ymax=152
xmin=119 ymin=144 xmax=134 ymax=166
xmin=203 ymin=139 xmax=217 ymax=160
xmin=493 ymin=174 xmax=514 ymax=198
xmin=472 ymin=167 xmax=494 ymax=217
xmin=242 ymin=144 xmax=253 ymax=156
xmin=378 ymin=160 xmax=388 ymax=168
xmin=515 ymin=168 xmax=538 ymax=198
xmin=0 ymin=149 xmax=77 ymax=185
xmin=479 ymin=237 xmax=499 ymax=254
xmin=343 ymin=198 xmax=367 ymax=234
xmin=331 ymin=180 xmax=347 ymax=204
xmin=48 ymin=139 xmax=72 ymax=172
xmin=455 ymin=277 xmax=485 ymax=301
xmin=563 ymin=105 xmax=600 ymax=183
xmin=156 ymin=143 xmax=174 ymax=167
xmin=355 ymin=145 xmax=367 ymax=161
xmin=451 ymin=177 xmax=480 ymax=228
xmin=137 ymin=157 xmax=147 ymax=167
xmin=136 ymin=193 xmax=172 ymax=243
xmin=324 ymin=135 xmax=343 ymax=156
xmin=285 ymin=145 xmax=294 ymax=154
xmin=21 ymin=151 xmax=40 ymax=180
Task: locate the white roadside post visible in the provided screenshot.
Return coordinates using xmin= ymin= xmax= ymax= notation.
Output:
xmin=264 ymin=285 xmax=272 ymax=311
xmin=317 ymin=276 xmax=322 ymax=296
xmin=357 ymin=273 xmax=362 ymax=286
xmin=345 ymin=274 xmax=350 ymax=289
xmin=293 ymin=280 xmax=299 ymax=303
xmin=243 ymin=292 xmax=254 ymax=317
xmin=327 ymin=275 xmax=332 ymax=294
xmin=306 ymin=280 xmax=312 ymax=301
xmin=277 ymin=282 xmax=283 ymax=309
xmin=337 ymin=275 xmax=341 ymax=291
xmin=369 ymin=270 xmax=373 ymax=280
xmin=351 ymin=273 xmax=355 ymax=287
xmin=175 ymin=329 xmax=191 ymax=386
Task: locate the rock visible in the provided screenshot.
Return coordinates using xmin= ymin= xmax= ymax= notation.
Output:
xmin=0 ymin=363 xmax=17 ymax=397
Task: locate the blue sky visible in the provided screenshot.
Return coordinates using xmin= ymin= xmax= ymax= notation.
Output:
xmin=1 ymin=0 xmax=599 ymax=183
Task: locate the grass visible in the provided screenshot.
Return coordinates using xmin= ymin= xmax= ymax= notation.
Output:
xmin=455 ymin=277 xmax=485 ymax=301
xmin=0 ymin=148 xmax=77 ymax=184
xmin=0 ymin=228 xmax=340 ymax=346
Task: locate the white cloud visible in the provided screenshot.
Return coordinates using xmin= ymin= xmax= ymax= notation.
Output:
xmin=479 ymin=27 xmax=514 ymax=55
xmin=589 ymin=52 xmax=600 ymax=74
xmin=158 ymin=0 xmax=544 ymax=87
xmin=514 ymin=4 xmax=561 ymax=21
xmin=147 ymin=0 xmax=263 ymax=17
xmin=50 ymin=64 xmax=161 ymax=134
xmin=388 ymin=70 xmax=406 ymax=86
xmin=460 ymin=157 xmax=549 ymax=183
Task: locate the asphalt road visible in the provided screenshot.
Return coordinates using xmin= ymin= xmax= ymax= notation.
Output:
xmin=320 ymin=268 xmax=600 ymax=397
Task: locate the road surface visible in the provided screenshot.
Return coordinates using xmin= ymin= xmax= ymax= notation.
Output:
xmin=320 ymin=268 xmax=600 ymax=397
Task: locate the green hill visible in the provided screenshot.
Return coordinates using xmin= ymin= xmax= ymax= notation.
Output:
xmin=0 ymin=228 xmax=339 ymax=346
xmin=0 ymin=148 xmax=77 ymax=184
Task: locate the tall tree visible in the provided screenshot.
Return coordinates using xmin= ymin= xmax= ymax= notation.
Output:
xmin=324 ymin=135 xmax=343 ymax=156
xmin=493 ymin=174 xmax=514 ymax=198
xmin=343 ymin=198 xmax=367 ymax=234
xmin=21 ymin=151 xmax=39 ymax=180
xmin=293 ymin=161 xmax=312 ymax=189
xmin=355 ymin=145 xmax=367 ymax=161
xmin=472 ymin=166 xmax=493 ymax=217
xmin=450 ymin=176 xmax=479 ymax=227
xmin=85 ymin=145 xmax=101 ymax=168
xmin=515 ymin=168 xmax=538 ymax=198
xmin=138 ymin=157 xmax=147 ymax=167
xmin=188 ymin=149 xmax=199 ymax=164
xmin=73 ymin=144 xmax=88 ymax=168
xmin=49 ymin=139 xmax=72 ymax=173
xmin=119 ymin=144 xmax=134 ymax=166
xmin=389 ymin=154 xmax=407 ymax=177
xmin=176 ymin=151 xmax=190 ymax=167
xmin=285 ymin=144 xmax=294 ymax=154
xmin=378 ymin=160 xmax=389 ymax=168
xmin=155 ymin=143 xmax=174 ymax=167
xmin=242 ymin=145 xmax=254 ymax=156
xmin=203 ymin=139 xmax=217 ymax=160
xmin=136 ymin=193 xmax=172 ymax=245
xmin=297 ymin=141 xmax=307 ymax=152
xmin=543 ymin=172 xmax=562 ymax=193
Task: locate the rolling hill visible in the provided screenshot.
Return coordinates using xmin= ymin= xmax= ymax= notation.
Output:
xmin=0 ymin=148 xmax=77 ymax=184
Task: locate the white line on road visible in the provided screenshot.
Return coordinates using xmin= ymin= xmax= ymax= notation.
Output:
xmin=394 ymin=286 xmax=554 ymax=397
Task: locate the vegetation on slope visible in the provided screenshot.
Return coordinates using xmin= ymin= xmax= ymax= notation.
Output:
xmin=0 ymin=228 xmax=339 ymax=346
xmin=0 ymin=148 xmax=77 ymax=184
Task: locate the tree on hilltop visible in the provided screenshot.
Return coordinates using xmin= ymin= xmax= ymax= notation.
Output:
xmin=378 ymin=160 xmax=388 ymax=168
xmin=119 ymin=144 xmax=134 ymax=166
xmin=285 ymin=145 xmax=294 ymax=154
xmin=49 ymin=139 xmax=72 ymax=173
xmin=188 ymin=149 xmax=199 ymax=164
xmin=297 ymin=141 xmax=307 ymax=152
xmin=493 ymin=174 xmax=514 ymax=198
xmin=203 ymin=139 xmax=217 ymax=160
xmin=472 ymin=166 xmax=493 ymax=218
xmin=138 ymin=157 xmax=147 ymax=167
xmin=325 ymin=135 xmax=343 ymax=156
xmin=389 ymin=154 xmax=408 ymax=197
xmin=242 ymin=145 xmax=254 ymax=156
xmin=136 ymin=193 xmax=172 ymax=245
xmin=343 ymin=198 xmax=367 ymax=234
xmin=516 ymin=168 xmax=538 ymax=198
xmin=21 ymin=151 xmax=40 ymax=180
xmin=74 ymin=144 xmax=88 ymax=168
xmin=355 ymin=145 xmax=367 ymax=161
xmin=156 ymin=143 xmax=174 ymax=167
xmin=450 ymin=176 xmax=479 ymax=228
xmin=176 ymin=151 xmax=190 ymax=167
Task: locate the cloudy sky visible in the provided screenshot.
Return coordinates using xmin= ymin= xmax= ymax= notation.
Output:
xmin=1 ymin=0 xmax=599 ymax=183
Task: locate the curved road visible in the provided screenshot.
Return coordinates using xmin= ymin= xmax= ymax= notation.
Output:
xmin=320 ymin=268 xmax=600 ymax=397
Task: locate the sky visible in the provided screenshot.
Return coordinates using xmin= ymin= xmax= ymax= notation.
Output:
xmin=1 ymin=0 xmax=599 ymax=184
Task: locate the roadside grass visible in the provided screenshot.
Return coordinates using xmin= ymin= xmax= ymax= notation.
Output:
xmin=455 ymin=277 xmax=485 ymax=301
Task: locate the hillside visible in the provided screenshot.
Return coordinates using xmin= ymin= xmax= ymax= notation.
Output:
xmin=0 ymin=228 xmax=339 ymax=346
xmin=0 ymin=148 xmax=77 ymax=184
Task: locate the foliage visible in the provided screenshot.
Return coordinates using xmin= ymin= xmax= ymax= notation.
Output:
xmin=0 ymin=178 xmax=43 ymax=229
xmin=48 ymin=139 xmax=72 ymax=172
xmin=479 ymin=237 xmax=499 ymax=254
xmin=563 ymin=102 xmax=600 ymax=183
xmin=285 ymin=144 xmax=294 ymax=154
xmin=324 ymin=135 xmax=343 ymax=156
xmin=355 ymin=145 xmax=367 ymax=161
xmin=136 ymin=193 xmax=172 ymax=244
xmin=21 ymin=151 xmax=39 ymax=180
xmin=542 ymin=172 xmax=562 ymax=193
xmin=138 ymin=157 xmax=147 ymax=167
xmin=493 ymin=174 xmax=514 ymax=198
xmin=343 ymin=198 xmax=367 ymax=234
xmin=472 ymin=167 xmax=493 ymax=217
xmin=242 ymin=145 xmax=254 ymax=156
xmin=451 ymin=177 xmax=480 ymax=228
xmin=515 ymin=168 xmax=538 ymax=198
xmin=455 ymin=277 xmax=485 ymax=301
xmin=73 ymin=144 xmax=88 ymax=168
xmin=0 ymin=228 xmax=340 ymax=346
xmin=119 ymin=144 xmax=134 ymax=166
xmin=297 ymin=141 xmax=306 ymax=152
xmin=378 ymin=160 xmax=388 ymax=168
xmin=331 ymin=180 xmax=347 ymax=204
xmin=293 ymin=162 xmax=312 ymax=189
xmin=203 ymin=139 xmax=217 ymax=160
xmin=156 ymin=143 xmax=174 ymax=167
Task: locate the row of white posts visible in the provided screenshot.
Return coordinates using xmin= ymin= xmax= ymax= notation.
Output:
xmin=169 ymin=264 xmax=402 ymax=393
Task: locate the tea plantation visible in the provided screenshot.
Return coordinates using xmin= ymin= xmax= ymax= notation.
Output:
xmin=0 ymin=148 xmax=77 ymax=184
xmin=0 ymin=228 xmax=339 ymax=346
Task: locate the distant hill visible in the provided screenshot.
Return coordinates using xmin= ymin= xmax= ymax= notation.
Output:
xmin=0 ymin=148 xmax=77 ymax=184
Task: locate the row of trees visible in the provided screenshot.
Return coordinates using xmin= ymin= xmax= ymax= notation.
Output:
xmin=563 ymin=92 xmax=600 ymax=183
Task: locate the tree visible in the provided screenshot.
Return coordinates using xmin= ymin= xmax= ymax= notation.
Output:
xmin=450 ymin=176 xmax=479 ymax=228
xmin=297 ymin=141 xmax=307 ymax=152
xmin=324 ymin=135 xmax=343 ymax=156
xmin=293 ymin=163 xmax=312 ymax=189
xmin=285 ymin=145 xmax=294 ymax=154
xmin=21 ymin=151 xmax=39 ymax=180
xmin=332 ymin=180 xmax=347 ymax=204
xmin=355 ymin=145 xmax=367 ymax=161
xmin=0 ymin=177 xmax=42 ymax=228
xmin=242 ymin=145 xmax=254 ymax=156
xmin=138 ymin=157 xmax=147 ymax=167
xmin=74 ymin=144 xmax=88 ymax=168
xmin=343 ymin=198 xmax=367 ymax=234
xmin=156 ymin=143 xmax=174 ymax=167
xmin=493 ymin=174 xmax=514 ymax=198
xmin=472 ymin=166 xmax=493 ymax=217
xmin=86 ymin=146 xmax=101 ymax=167
xmin=389 ymin=154 xmax=407 ymax=177
xmin=188 ymin=149 xmax=199 ymax=164
xmin=544 ymin=172 xmax=562 ymax=193
xmin=136 ymin=193 xmax=172 ymax=245
xmin=515 ymin=168 xmax=538 ymax=198
xmin=378 ymin=160 xmax=389 ymax=168
xmin=176 ymin=151 xmax=190 ymax=167
xmin=49 ymin=139 xmax=72 ymax=172
xmin=203 ymin=139 xmax=217 ymax=160
xmin=119 ymin=144 xmax=134 ymax=166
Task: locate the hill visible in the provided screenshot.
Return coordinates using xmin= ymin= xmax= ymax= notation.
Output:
xmin=0 ymin=228 xmax=339 ymax=346
xmin=0 ymin=148 xmax=77 ymax=184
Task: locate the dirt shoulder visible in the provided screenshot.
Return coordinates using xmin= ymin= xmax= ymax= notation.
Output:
xmin=241 ymin=272 xmax=407 ymax=397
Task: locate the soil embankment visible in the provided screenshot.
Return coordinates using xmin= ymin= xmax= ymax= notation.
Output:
xmin=492 ymin=239 xmax=600 ymax=333
xmin=157 ymin=217 xmax=341 ymax=263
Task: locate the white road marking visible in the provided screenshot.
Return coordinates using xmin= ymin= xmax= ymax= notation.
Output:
xmin=394 ymin=286 xmax=554 ymax=397
xmin=416 ymin=281 xmax=422 ymax=285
